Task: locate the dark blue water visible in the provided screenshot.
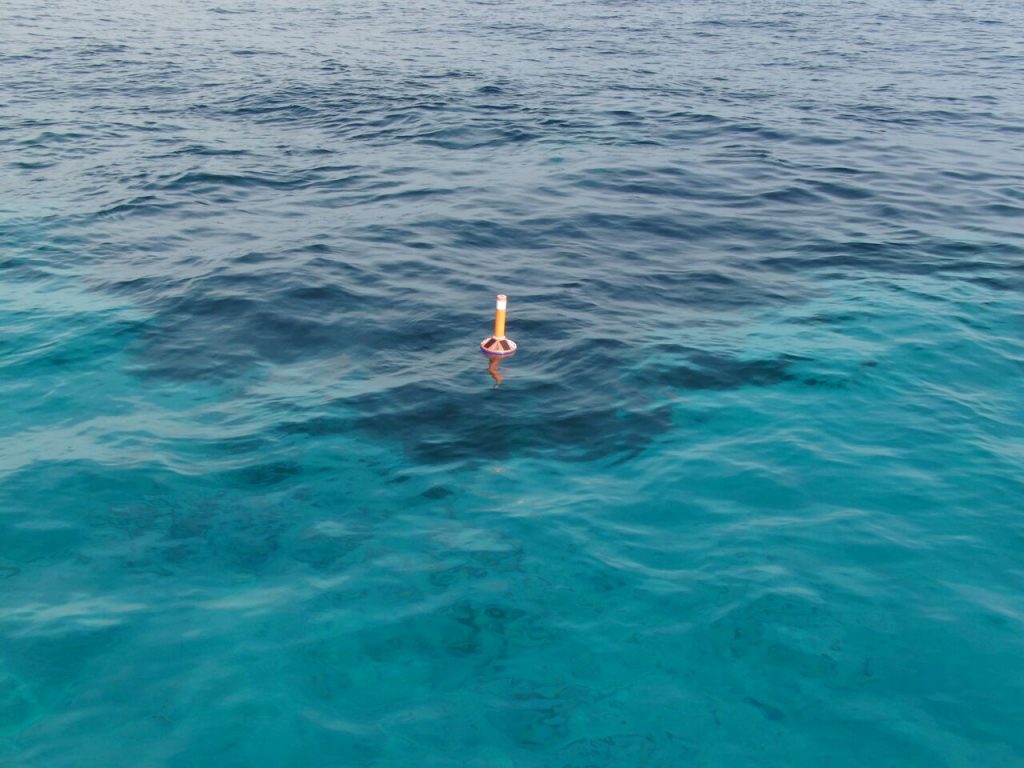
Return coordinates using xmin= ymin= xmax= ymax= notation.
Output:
xmin=2 ymin=1 xmax=1024 ymax=765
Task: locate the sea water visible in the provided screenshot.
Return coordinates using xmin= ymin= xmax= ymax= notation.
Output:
xmin=1 ymin=1 xmax=1023 ymax=765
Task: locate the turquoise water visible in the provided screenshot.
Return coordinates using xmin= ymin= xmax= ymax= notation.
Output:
xmin=2 ymin=1 xmax=1024 ymax=765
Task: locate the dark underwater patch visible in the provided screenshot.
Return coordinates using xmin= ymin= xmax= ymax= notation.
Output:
xmin=637 ymin=352 xmax=803 ymax=390
xmin=328 ymin=348 xmax=809 ymax=465
xmin=421 ymin=485 xmax=455 ymax=500
xmin=231 ymin=460 xmax=303 ymax=488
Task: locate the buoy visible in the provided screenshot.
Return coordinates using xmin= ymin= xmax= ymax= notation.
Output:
xmin=480 ymin=294 xmax=517 ymax=357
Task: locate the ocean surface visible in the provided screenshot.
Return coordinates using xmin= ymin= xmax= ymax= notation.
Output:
xmin=2 ymin=0 xmax=1023 ymax=765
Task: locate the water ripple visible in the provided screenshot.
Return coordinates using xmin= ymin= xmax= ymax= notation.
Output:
xmin=3 ymin=0 xmax=1024 ymax=765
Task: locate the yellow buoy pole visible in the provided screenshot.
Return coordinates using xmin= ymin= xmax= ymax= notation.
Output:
xmin=480 ymin=293 xmax=517 ymax=357
xmin=493 ymin=294 xmax=507 ymax=339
